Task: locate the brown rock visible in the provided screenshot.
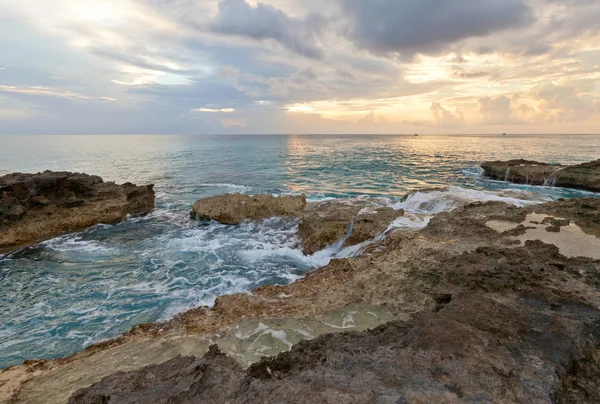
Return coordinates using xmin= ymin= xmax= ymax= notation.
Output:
xmin=67 ymin=346 xmax=244 ymax=404
xmin=0 ymin=171 xmax=155 ymax=250
xmin=481 ymin=159 xmax=600 ymax=192
xmin=190 ymin=193 xmax=307 ymax=225
xmin=299 ymin=201 xmax=404 ymax=254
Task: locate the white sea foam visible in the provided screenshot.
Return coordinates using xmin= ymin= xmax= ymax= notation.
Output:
xmin=462 ymin=166 xmax=485 ymax=177
xmin=392 ymin=186 xmax=542 ymax=214
xmin=197 ymin=183 xmax=252 ymax=192
xmin=386 ymin=215 xmax=432 ymax=231
xmin=306 ymin=195 xmax=337 ymax=202
xmin=42 ymin=235 xmax=117 ymax=254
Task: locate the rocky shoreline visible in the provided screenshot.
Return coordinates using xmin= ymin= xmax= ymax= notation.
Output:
xmin=481 ymin=159 xmax=600 ymax=192
xmin=0 ymin=171 xmax=155 ymax=251
xmin=0 ymin=188 xmax=598 ymax=403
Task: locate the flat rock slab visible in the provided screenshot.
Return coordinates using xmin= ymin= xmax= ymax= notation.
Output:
xmin=0 ymin=171 xmax=155 ymax=250
xmin=481 ymin=159 xmax=600 ymax=192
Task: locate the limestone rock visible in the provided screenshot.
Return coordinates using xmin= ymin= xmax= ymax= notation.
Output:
xmin=0 ymin=171 xmax=155 ymax=250
xmin=190 ymin=193 xmax=306 ymax=225
xmin=481 ymin=159 xmax=600 ymax=192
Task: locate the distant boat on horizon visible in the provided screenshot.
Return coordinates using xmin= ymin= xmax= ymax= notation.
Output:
xmin=414 ymin=133 xmax=419 ymax=137
xmin=502 ymin=133 xmax=507 ymax=136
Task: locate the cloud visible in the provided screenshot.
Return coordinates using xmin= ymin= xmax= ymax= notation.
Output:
xmin=479 ymin=96 xmax=514 ymax=125
xmin=342 ymin=0 xmax=533 ymax=55
xmin=0 ymin=108 xmax=36 ymax=121
xmin=0 ymin=0 xmax=599 ymax=134
xmin=0 ymin=85 xmax=109 ymax=101
xmin=477 ymin=83 xmax=600 ymax=126
xmin=210 ymin=0 xmax=325 ymax=59
xmin=192 ymin=107 xmax=235 ymax=113
xmin=430 ymin=102 xmax=463 ymax=127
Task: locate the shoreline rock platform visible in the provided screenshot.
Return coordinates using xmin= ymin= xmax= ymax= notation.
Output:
xmin=1 ymin=192 xmax=599 ymax=403
xmin=0 ymin=171 xmax=155 ymax=251
xmin=481 ymin=159 xmax=600 ymax=192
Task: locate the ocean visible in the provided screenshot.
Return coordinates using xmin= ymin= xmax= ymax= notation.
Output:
xmin=1 ymin=134 xmax=599 ymax=369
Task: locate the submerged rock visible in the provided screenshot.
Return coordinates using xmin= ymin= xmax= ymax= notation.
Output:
xmin=481 ymin=159 xmax=600 ymax=192
xmin=0 ymin=171 xmax=155 ymax=250
xmin=190 ymin=193 xmax=306 ymax=225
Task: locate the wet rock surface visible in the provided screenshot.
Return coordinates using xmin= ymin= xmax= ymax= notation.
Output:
xmin=527 ymin=197 xmax=600 ymax=236
xmin=481 ymin=159 xmax=600 ymax=192
xmin=4 ymin=195 xmax=600 ymax=404
xmin=298 ymin=200 xmax=404 ymax=254
xmin=0 ymin=171 xmax=155 ymax=250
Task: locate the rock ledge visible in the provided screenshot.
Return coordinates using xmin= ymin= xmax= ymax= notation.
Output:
xmin=0 ymin=171 xmax=155 ymax=250
xmin=481 ymin=159 xmax=600 ymax=192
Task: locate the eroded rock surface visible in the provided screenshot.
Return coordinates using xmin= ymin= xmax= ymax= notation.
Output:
xmin=67 ymin=346 xmax=244 ymax=404
xmin=69 ymin=241 xmax=600 ymax=403
xmin=481 ymin=159 xmax=600 ymax=192
xmin=190 ymin=193 xmax=306 ymax=225
xmin=0 ymin=171 xmax=155 ymax=250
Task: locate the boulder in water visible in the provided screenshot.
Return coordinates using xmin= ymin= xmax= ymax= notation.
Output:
xmin=0 ymin=171 xmax=155 ymax=250
xmin=190 ymin=193 xmax=307 ymax=225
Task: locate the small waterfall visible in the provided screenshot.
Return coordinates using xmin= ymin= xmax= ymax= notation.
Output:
xmin=504 ymin=167 xmax=511 ymax=181
xmin=542 ymin=167 xmax=563 ymax=187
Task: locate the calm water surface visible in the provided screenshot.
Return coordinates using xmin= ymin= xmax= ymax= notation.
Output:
xmin=0 ymin=134 xmax=599 ymax=368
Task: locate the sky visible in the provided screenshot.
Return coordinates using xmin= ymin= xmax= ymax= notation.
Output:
xmin=0 ymin=0 xmax=599 ymax=135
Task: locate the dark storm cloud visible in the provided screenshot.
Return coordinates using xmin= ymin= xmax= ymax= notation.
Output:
xmin=210 ymin=0 xmax=325 ymax=59
xmin=341 ymin=0 xmax=534 ymax=55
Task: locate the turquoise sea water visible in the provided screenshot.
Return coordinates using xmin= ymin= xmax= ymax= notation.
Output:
xmin=1 ymin=134 xmax=599 ymax=369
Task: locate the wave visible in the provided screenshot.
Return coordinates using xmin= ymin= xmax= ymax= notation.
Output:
xmin=41 ymin=235 xmax=117 ymax=254
xmin=391 ymin=186 xmax=543 ymax=215
xmin=196 ymin=183 xmax=252 ymax=192
xmin=462 ymin=166 xmax=485 ymax=177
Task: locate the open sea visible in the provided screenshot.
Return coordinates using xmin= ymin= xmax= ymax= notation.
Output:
xmin=1 ymin=134 xmax=599 ymax=369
